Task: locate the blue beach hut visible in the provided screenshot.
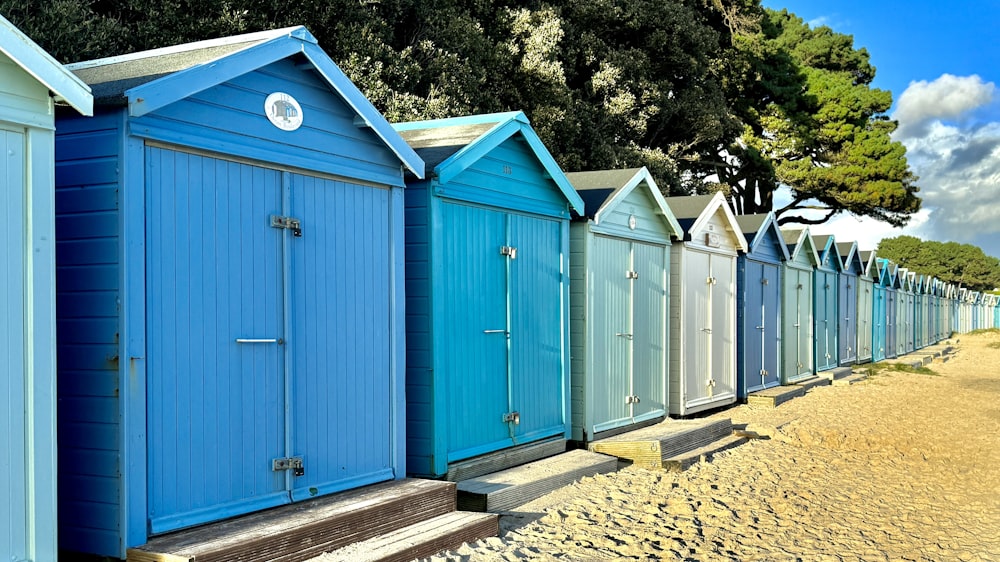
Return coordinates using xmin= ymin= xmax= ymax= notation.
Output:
xmin=392 ymin=112 xmax=583 ymax=477
xmin=664 ymin=193 xmax=749 ymax=415
xmin=914 ymin=274 xmax=927 ymax=349
xmin=872 ymin=258 xmax=890 ymax=362
xmin=54 ymin=27 xmax=423 ymax=558
xmin=0 ymin=15 xmax=92 ymax=562
xmin=812 ymin=234 xmax=841 ymax=372
xmin=900 ymin=270 xmax=916 ymax=353
xmin=735 ymin=213 xmax=788 ymax=399
xmin=882 ymin=260 xmax=900 ymax=359
xmin=837 ymin=241 xmax=864 ymax=366
xmin=566 ymin=167 xmax=682 ymax=442
xmin=780 ymin=229 xmax=820 ymax=383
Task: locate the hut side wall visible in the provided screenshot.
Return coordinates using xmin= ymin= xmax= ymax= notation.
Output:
xmin=568 ymin=223 xmax=590 ymax=441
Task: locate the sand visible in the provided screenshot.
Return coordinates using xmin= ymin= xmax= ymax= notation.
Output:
xmin=419 ymin=332 xmax=1000 ymax=561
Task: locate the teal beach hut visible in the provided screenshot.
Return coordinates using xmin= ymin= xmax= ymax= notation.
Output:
xmin=780 ymin=229 xmax=820 ymax=383
xmin=566 ymin=167 xmax=682 ymax=442
xmin=0 ymin=15 xmax=92 ymax=562
xmin=393 ymin=111 xmax=584 ymax=477
xmin=812 ymin=234 xmax=841 ymax=372
xmin=837 ymin=241 xmax=864 ymax=366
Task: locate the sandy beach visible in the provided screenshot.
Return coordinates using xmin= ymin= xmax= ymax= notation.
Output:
xmin=418 ymin=331 xmax=1000 ymax=561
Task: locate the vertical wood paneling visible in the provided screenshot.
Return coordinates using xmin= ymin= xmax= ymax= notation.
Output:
xmin=631 ymin=241 xmax=667 ymax=420
xmin=814 ymin=270 xmax=838 ymax=371
xmin=145 ymin=148 xmax=286 ymax=533
xmin=743 ymin=260 xmax=781 ymax=394
xmin=1 ymin=127 xmax=28 ymax=561
xmin=710 ymin=254 xmax=736 ymax=398
xmin=509 ymin=213 xmax=565 ymax=440
xmin=885 ymin=288 xmax=897 ymax=358
xmin=589 ymin=236 xmax=632 ymax=431
xmin=568 ymin=225 xmax=588 ymax=441
xmin=437 ymin=203 xmax=510 ymax=460
xmin=683 ymin=251 xmax=711 ymax=404
xmin=289 ymin=173 xmax=394 ymax=500
xmin=761 ymin=263 xmax=781 ymax=388
xmin=783 ymin=267 xmax=814 ymax=382
xmin=857 ymin=280 xmax=873 ymax=362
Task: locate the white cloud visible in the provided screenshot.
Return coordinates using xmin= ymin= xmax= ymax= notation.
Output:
xmin=893 ymin=74 xmax=996 ymax=138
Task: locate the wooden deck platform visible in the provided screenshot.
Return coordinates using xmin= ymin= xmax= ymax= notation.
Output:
xmin=819 ymin=366 xmax=853 ymax=382
xmin=456 ymin=449 xmax=618 ymax=513
xmin=446 ymin=437 xmax=567 ymax=482
xmin=833 ymin=372 xmax=870 ymax=386
xmin=793 ymin=375 xmax=832 ymax=392
xmin=662 ymin=434 xmax=748 ymax=472
xmin=320 ymin=511 xmax=498 ymax=562
xmin=587 ymin=418 xmax=736 ymax=470
xmin=126 ymin=479 xmax=497 ymax=562
xmin=747 ymin=385 xmax=806 ymax=408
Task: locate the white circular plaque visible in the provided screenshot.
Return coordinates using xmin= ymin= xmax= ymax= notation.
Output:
xmin=628 ymin=214 xmax=637 ymax=230
xmin=264 ymin=92 xmax=303 ymax=131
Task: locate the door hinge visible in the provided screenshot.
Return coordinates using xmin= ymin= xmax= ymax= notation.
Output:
xmin=500 ymin=245 xmax=517 ymax=259
xmin=502 ymin=411 xmax=520 ymax=425
xmin=706 ymin=276 xmax=717 ymax=285
xmin=626 ymin=270 xmax=639 ymax=279
xmin=272 ymin=456 xmax=304 ymax=476
xmin=270 ymin=215 xmax=302 ymax=237
xmin=625 ymin=395 xmax=641 ymax=404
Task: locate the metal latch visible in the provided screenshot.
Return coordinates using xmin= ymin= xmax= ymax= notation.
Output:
xmin=706 ymin=276 xmax=717 ymax=285
xmin=272 ymin=456 xmax=305 ymax=476
xmin=502 ymin=411 xmax=520 ymax=425
xmin=271 ymin=215 xmax=302 ymax=237
xmin=500 ymin=246 xmax=517 ymax=259
xmin=626 ymin=270 xmax=639 ymax=279
xmin=625 ymin=395 xmax=641 ymax=404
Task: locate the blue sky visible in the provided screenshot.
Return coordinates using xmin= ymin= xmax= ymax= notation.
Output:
xmin=761 ymin=0 xmax=1000 ymax=259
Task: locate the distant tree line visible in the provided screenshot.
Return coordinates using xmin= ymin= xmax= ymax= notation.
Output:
xmin=876 ymin=236 xmax=1000 ymax=293
xmin=2 ymin=0 xmax=922 ymax=229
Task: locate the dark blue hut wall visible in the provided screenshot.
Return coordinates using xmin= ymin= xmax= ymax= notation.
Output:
xmin=434 ymin=137 xmax=569 ymax=219
xmin=131 ymin=58 xmax=405 ymax=187
xmin=403 ymin=177 xmax=434 ymax=476
xmin=54 ymin=109 xmax=124 ymax=556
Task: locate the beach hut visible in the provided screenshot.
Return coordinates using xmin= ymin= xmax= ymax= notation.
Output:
xmin=566 ymin=167 xmax=682 ymax=442
xmin=837 ymin=242 xmax=864 ymax=366
xmin=663 ymin=193 xmax=748 ymax=415
xmin=392 ymin=111 xmax=583 ymax=476
xmin=54 ymin=28 xmax=423 ymax=557
xmin=901 ymin=270 xmax=916 ymax=353
xmin=780 ymin=229 xmax=820 ymax=383
xmin=0 ymin=16 xmax=92 ymax=562
xmin=872 ymin=259 xmax=891 ymax=362
xmin=812 ymin=235 xmax=841 ymax=372
xmin=855 ymin=250 xmax=877 ymax=364
xmin=882 ymin=261 xmax=899 ymax=358
xmin=914 ymin=275 xmax=927 ymax=349
xmin=735 ymin=213 xmax=788 ymax=399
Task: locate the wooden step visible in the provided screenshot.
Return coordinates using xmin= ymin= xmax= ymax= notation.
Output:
xmin=818 ymin=366 xmax=853 ymax=382
xmin=456 ymin=449 xmax=618 ymax=512
xmin=446 ymin=437 xmax=567 ymax=482
xmin=746 ymin=385 xmax=805 ymax=408
xmin=833 ymin=372 xmax=869 ymax=387
xmin=317 ymin=511 xmax=498 ymax=562
xmin=793 ymin=375 xmax=832 ymax=392
xmin=126 ymin=479 xmax=456 ymax=562
xmin=662 ymin=434 xmax=748 ymax=472
xmin=587 ymin=418 xmax=734 ymax=469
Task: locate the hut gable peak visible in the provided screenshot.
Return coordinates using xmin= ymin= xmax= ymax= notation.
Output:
xmin=781 ymin=228 xmax=821 ymax=266
xmin=735 ymin=212 xmax=789 ymax=260
xmin=66 ymin=25 xmax=422 ymax=177
xmin=0 ymin=13 xmax=92 ymax=114
xmin=665 ymin=192 xmax=748 ymax=252
xmin=393 ymin=111 xmax=584 ymax=214
xmin=565 ymin=167 xmax=682 ymax=238
xmin=811 ymin=234 xmax=842 ymax=272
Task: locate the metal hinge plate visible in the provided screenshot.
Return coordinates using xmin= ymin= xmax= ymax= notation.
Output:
xmin=500 ymin=246 xmax=517 ymax=259
xmin=502 ymin=411 xmax=520 ymax=425
xmin=271 ymin=215 xmax=302 ymax=237
xmin=272 ymin=456 xmax=305 ymax=476
xmin=626 ymin=270 xmax=639 ymax=279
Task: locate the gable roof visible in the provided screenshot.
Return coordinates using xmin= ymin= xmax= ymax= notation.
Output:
xmin=811 ymin=234 xmax=842 ymax=272
xmin=0 ymin=14 xmax=92 ymax=115
xmin=837 ymin=241 xmax=865 ymax=275
xmin=858 ymin=250 xmax=878 ymax=279
xmin=66 ymin=26 xmax=421 ymax=177
xmin=781 ymin=228 xmax=821 ymax=266
xmin=393 ymin=111 xmax=584 ymax=214
xmin=565 ymin=167 xmax=682 ymax=237
xmin=734 ymin=212 xmax=789 ymax=260
xmin=663 ymin=192 xmax=749 ymax=251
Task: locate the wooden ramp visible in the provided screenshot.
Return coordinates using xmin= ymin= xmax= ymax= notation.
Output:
xmin=587 ymin=418 xmax=742 ymax=470
xmin=126 ymin=479 xmax=497 ymax=562
xmin=456 ymin=449 xmax=618 ymax=512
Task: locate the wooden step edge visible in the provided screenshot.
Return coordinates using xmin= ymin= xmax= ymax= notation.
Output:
xmin=662 ymin=434 xmax=748 ymax=472
xmin=322 ymin=511 xmax=499 ymax=562
xmin=446 ymin=438 xmax=567 ymax=482
xmin=128 ymin=480 xmax=457 ymax=562
xmin=832 ymin=372 xmax=869 ymax=387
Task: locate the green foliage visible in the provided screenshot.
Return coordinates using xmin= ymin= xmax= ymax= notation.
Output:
xmin=876 ymin=235 xmax=1000 ymax=292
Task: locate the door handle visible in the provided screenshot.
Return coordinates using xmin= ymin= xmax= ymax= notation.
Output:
xmin=236 ymin=338 xmax=283 ymax=344
xmin=483 ymin=329 xmax=508 ymax=334
xmin=616 ymin=333 xmax=633 ymax=340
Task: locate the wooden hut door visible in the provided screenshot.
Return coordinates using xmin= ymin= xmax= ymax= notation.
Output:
xmin=590 ymin=236 xmax=632 ymax=431
xmin=146 ymin=149 xmax=286 ymax=533
xmin=0 ymin=127 xmax=28 ymax=559
xmin=858 ymin=283 xmax=873 ymax=361
xmin=873 ymin=287 xmax=886 ymax=361
xmin=630 ymin=242 xmax=667 ymax=421
xmin=815 ymin=271 xmax=837 ymax=370
xmin=683 ymin=250 xmax=712 ymax=405
xmin=838 ymin=275 xmax=856 ymax=364
xmin=746 ymin=261 xmax=780 ymax=393
xmin=785 ymin=267 xmax=813 ymax=381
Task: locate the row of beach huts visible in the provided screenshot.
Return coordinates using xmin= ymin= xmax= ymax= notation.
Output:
xmin=4 ymin=21 xmax=999 ymax=561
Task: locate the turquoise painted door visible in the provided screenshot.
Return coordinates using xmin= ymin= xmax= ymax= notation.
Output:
xmin=630 ymin=241 xmax=667 ymax=421
xmin=146 ymin=149 xmax=286 ymax=533
xmin=590 ymin=235 xmax=632 ymax=432
xmin=873 ymin=286 xmax=886 ymax=361
xmin=509 ymin=213 xmax=565 ymax=442
xmin=815 ymin=270 xmax=837 ymax=371
xmin=438 ymin=203 xmax=510 ymax=460
xmin=1 ymin=127 xmax=28 ymax=560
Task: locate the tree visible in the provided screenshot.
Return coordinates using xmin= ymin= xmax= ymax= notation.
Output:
xmin=876 ymin=236 xmax=1000 ymax=292
xmin=693 ymin=8 xmax=921 ymax=226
